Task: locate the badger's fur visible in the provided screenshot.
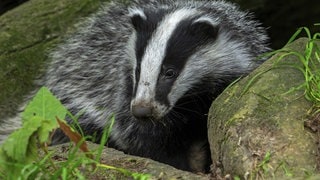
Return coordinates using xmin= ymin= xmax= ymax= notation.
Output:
xmin=0 ymin=0 xmax=269 ymax=172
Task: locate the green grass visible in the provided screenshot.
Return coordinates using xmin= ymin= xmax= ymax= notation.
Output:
xmin=268 ymin=25 xmax=320 ymax=107
xmin=241 ymin=25 xmax=320 ymax=103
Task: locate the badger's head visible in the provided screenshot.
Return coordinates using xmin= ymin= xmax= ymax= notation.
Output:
xmin=127 ymin=5 xmax=257 ymax=121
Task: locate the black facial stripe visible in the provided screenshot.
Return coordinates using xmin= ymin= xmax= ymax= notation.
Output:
xmin=155 ymin=17 xmax=218 ymax=105
xmin=133 ymin=8 xmax=168 ymax=97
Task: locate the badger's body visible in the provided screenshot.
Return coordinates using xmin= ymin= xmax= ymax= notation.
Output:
xmin=1 ymin=0 xmax=269 ymax=172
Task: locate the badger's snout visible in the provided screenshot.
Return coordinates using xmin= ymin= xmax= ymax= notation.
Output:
xmin=131 ymin=103 xmax=153 ymax=119
xmin=130 ymin=99 xmax=169 ymax=120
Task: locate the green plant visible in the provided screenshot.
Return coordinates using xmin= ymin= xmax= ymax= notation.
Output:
xmin=0 ymin=87 xmax=151 ymax=179
xmin=268 ymin=25 xmax=320 ymax=107
xmin=249 ymin=151 xmax=274 ymax=180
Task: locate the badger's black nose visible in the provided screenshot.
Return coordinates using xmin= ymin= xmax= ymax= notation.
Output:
xmin=131 ymin=105 xmax=152 ymax=119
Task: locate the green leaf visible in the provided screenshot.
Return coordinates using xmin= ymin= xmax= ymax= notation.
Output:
xmin=2 ymin=116 xmax=42 ymax=162
xmin=23 ymin=86 xmax=67 ymax=143
xmin=22 ymin=87 xmax=67 ymax=125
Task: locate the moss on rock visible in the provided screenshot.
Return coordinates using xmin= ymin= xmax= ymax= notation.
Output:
xmin=208 ymin=38 xmax=318 ymax=179
xmin=0 ymin=0 xmax=106 ymax=118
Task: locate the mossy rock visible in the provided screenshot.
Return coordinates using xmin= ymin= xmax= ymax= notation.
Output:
xmin=208 ymin=38 xmax=319 ymax=179
xmin=0 ymin=0 xmax=107 ymax=119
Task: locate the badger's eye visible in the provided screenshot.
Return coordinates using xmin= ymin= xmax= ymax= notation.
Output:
xmin=164 ymin=68 xmax=177 ymax=79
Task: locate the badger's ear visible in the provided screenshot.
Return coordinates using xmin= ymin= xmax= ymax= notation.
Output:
xmin=128 ymin=8 xmax=147 ymax=31
xmin=191 ymin=17 xmax=219 ymax=38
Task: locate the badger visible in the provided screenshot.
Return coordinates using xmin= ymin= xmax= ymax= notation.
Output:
xmin=0 ymin=0 xmax=269 ymax=172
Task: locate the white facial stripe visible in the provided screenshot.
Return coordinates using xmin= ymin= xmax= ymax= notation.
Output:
xmin=193 ymin=16 xmax=220 ymax=26
xmin=126 ymin=32 xmax=137 ymax=85
xmin=128 ymin=8 xmax=147 ymax=20
xmin=135 ymin=8 xmax=198 ymax=101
